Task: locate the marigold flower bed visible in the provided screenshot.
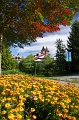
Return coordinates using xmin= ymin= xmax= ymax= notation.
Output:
xmin=0 ymin=74 xmax=79 ymax=120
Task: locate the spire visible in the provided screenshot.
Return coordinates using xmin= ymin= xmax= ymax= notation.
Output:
xmin=46 ymin=46 xmax=49 ymax=52
xmin=42 ymin=46 xmax=45 ymax=51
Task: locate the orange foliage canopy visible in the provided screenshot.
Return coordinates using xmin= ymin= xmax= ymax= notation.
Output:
xmin=0 ymin=0 xmax=79 ymax=41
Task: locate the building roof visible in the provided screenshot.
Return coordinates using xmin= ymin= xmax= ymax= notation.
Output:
xmin=34 ymin=46 xmax=50 ymax=61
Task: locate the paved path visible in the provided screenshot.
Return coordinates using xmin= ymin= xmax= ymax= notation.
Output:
xmin=53 ymin=74 xmax=79 ymax=79
xmin=52 ymin=74 xmax=79 ymax=87
xmin=56 ymin=80 xmax=79 ymax=87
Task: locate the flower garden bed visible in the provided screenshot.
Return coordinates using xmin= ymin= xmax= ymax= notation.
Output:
xmin=0 ymin=74 xmax=79 ymax=120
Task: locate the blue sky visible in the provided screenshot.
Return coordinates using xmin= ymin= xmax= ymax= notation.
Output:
xmin=10 ymin=12 xmax=79 ymax=57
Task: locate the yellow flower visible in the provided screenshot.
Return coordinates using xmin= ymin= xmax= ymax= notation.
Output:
xmin=31 ymin=108 xmax=35 ymax=112
xmin=1 ymin=99 xmax=6 ymax=103
xmin=58 ymin=113 xmax=62 ymax=117
xmin=16 ymin=113 xmax=22 ymax=119
xmin=32 ymin=115 xmax=37 ymax=119
xmin=64 ymin=109 xmax=68 ymax=113
xmin=2 ymin=110 xmax=6 ymax=115
xmin=25 ymin=94 xmax=29 ymax=98
xmin=71 ymin=117 xmax=76 ymax=120
xmin=18 ymin=101 xmax=24 ymax=106
xmin=34 ymin=97 xmax=38 ymax=101
xmin=8 ymin=113 xmax=15 ymax=120
xmin=5 ymin=103 xmax=10 ymax=108
xmin=6 ymin=97 xmax=11 ymax=101
xmin=19 ymin=106 xmax=24 ymax=111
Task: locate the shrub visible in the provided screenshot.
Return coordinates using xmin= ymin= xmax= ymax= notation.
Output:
xmin=2 ymin=69 xmax=24 ymax=75
xmin=19 ymin=54 xmax=35 ymax=75
xmin=2 ymin=43 xmax=18 ymax=70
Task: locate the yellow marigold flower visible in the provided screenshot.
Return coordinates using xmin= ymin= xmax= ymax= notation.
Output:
xmin=25 ymin=94 xmax=29 ymax=98
xmin=2 ymin=110 xmax=6 ymax=115
xmin=31 ymin=108 xmax=35 ymax=112
xmin=11 ymin=97 xmax=16 ymax=101
xmin=58 ymin=113 xmax=62 ymax=117
xmin=51 ymin=101 xmax=55 ymax=105
xmin=67 ymin=115 xmax=72 ymax=119
xmin=48 ymin=95 xmax=52 ymax=98
xmin=16 ymin=113 xmax=22 ymax=119
xmin=18 ymin=101 xmax=24 ymax=106
xmin=19 ymin=106 xmax=24 ymax=112
xmin=34 ymin=97 xmax=38 ymax=101
xmin=32 ymin=115 xmax=37 ymax=119
xmin=1 ymin=98 xmax=6 ymax=103
xmin=5 ymin=103 xmax=10 ymax=108
xmin=8 ymin=113 xmax=15 ymax=119
xmin=1 ymin=91 xmax=5 ymax=95
xmin=71 ymin=117 xmax=76 ymax=120
xmin=19 ymin=95 xmax=24 ymax=100
xmin=6 ymin=97 xmax=11 ymax=101
xmin=64 ymin=109 xmax=68 ymax=113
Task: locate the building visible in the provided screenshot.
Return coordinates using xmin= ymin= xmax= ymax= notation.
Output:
xmin=12 ymin=46 xmax=50 ymax=62
xmin=34 ymin=46 xmax=50 ymax=61
xmin=12 ymin=53 xmax=25 ymax=63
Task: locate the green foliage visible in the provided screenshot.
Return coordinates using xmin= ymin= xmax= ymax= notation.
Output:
xmin=42 ymin=55 xmax=54 ymax=76
xmin=35 ymin=61 xmax=44 ymax=75
xmin=67 ymin=20 xmax=79 ymax=73
xmin=19 ymin=54 xmax=35 ymax=75
xmin=35 ymin=56 xmax=55 ymax=76
xmin=55 ymin=39 xmax=67 ymax=74
xmin=24 ymin=97 xmax=58 ymax=120
xmin=2 ymin=69 xmax=24 ymax=75
xmin=2 ymin=43 xmax=17 ymax=70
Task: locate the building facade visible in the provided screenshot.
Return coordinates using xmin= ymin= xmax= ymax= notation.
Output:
xmin=34 ymin=46 xmax=50 ymax=61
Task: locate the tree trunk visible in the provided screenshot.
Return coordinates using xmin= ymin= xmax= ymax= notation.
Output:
xmin=0 ymin=34 xmax=3 ymax=75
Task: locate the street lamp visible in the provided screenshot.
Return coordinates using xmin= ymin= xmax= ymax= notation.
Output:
xmin=35 ymin=59 xmax=41 ymax=76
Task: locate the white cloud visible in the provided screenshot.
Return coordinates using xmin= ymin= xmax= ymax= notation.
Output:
xmin=11 ymin=25 xmax=71 ymax=57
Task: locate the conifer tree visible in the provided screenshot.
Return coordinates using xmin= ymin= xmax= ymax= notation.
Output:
xmin=55 ymin=39 xmax=66 ymax=74
xmin=67 ymin=20 xmax=79 ymax=72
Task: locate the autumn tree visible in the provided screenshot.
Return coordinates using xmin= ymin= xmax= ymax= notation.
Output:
xmin=0 ymin=0 xmax=79 ymax=74
xmin=67 ymin=20 xmax=79 ymax=73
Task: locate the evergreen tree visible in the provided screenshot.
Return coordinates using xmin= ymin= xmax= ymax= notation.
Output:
xmin=67 ymin=20 xmax=79 ymax=72
xmin=2 ymin=43 xmax=17 ymax=70
xmin=55 ymin=39 xmax=66 ymax=74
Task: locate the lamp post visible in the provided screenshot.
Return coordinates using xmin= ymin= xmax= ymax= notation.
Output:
xmin=35 ymin=59 xmax=41 ymax=76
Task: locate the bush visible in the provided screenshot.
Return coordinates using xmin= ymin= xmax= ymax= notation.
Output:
xmin=19 ymin=54 xmax=35 ymax=75
xmin=2 ymin=43 xmax=18 ymax=70
xmin=2 ymin=69 xmax=25 ymax=75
